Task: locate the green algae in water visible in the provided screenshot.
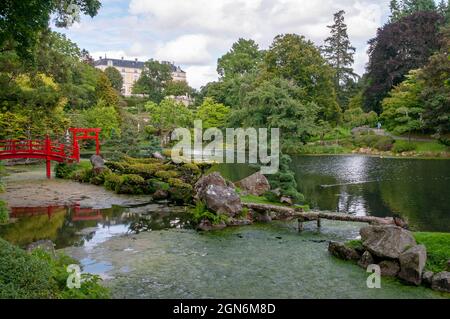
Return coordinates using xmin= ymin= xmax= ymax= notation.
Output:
xmin=86 ymin=221 xmax=448 ymax=299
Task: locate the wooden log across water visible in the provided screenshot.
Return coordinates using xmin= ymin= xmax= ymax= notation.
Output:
xmin=243 ymin=203 xmax=396 ymax=231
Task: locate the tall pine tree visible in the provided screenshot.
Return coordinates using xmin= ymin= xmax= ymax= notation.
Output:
xmin=390 ymin=0 xmax=439 ymax=21
xmin=322 ymin=10 xmax=357 ymax=110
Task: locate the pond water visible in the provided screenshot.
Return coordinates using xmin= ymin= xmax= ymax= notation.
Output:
xmin=1 ymin=157 xmax=449 ymax=299
xmin=217 ymin=155 xmax=450 ymax=232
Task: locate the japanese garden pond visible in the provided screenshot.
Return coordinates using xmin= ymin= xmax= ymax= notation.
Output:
xmin=1 ymin=155 xmax=449 ymax=298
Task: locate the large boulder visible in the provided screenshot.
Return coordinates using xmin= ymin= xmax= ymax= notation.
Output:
xmin=431 ymin=272 xmax=450 ymax=293
xmin=328 ymin=241 xmax=361 ymax=261
xmin=195 ymin=173 xmax=242 ymax=217
xmin=90 ymin=155 xmax=106 ymax=174
xmin=358 ymin=251 xmax=375 ymax=269
xmin=422 ymin=271 xmax=434 ymax=287
xmin=360 ymin=225 xmax=416 ymax=259
xmin=398 ymin=245 xmax=427 ymax=285
xmin=379 ymin=260 xmax=400 ymax=277
xmin=236 ymin=172 xmax=270 ymax=196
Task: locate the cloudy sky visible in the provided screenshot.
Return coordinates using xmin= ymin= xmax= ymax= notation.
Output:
xmin=56 ymin=0 xmax=392 ymax=88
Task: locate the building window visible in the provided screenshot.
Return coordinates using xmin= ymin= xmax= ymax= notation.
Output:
xmin=107 ymin=60 xmax=113 ymax=66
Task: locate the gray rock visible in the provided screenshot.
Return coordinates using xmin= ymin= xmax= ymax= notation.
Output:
xmin=236 ymin=172 xmax=270 ymax=196
xmin=90 ymin=155 xmax=105 ymax=174
xmin=195 ymin=173 xmax=242 ymax=217
xmin=26 ymin=240 xmax=55 ymax=257
xmin=358 ymin=251 xmax=375 ymax=269
xmin=422 ymin=271 xmax=434 ymax=286
xmin=197 ymin=219 xmax=227 ymax=231
xmin=328 ymin=241 xmax=361 ymax=261
xmin=256 ymin=213 xmax=272 ymax=223
xmin=379 ymin=260 xmax=400 ymax=277
xmin=152 ymin=152 xmax=165 ymax=160
xmin=360 ymin=225 xmax=416 ymax=259
xmin=431 ymin=272 xmax=450 ymax=293
xmin=152 ymin=189 xmax=169 ymax=200
xmin=280 ymin=196 xmax=293 ymax=206
xmin=398 ymin=245 xmax=427 ymax=285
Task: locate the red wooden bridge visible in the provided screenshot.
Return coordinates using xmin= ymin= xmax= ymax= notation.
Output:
xmin=0 ymin=128 xmax=101 ymax=178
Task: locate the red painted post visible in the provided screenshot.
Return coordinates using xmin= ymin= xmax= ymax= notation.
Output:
xmin=45 ymin=135 xmax=51 ymax=179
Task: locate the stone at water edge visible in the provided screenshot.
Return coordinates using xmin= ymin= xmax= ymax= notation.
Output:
xmin=280 ymin=196 xmax=293 ymax=206
xmin=379 ymin=260 xmax=400 ymax=277
xmin=360 ymin=225 xmax=416 ymax=259
xmin=422 ymin=271 xmax=434 ymax=286
xmin=90 ymin=154 xmax=105 ymax=174
xmin=26 ymin=240 xmax=56 ymax=257
xmin=328 ymin=241 xmax=361 ymax=261
xmin=358 ymin=251 xmax=374 ymax=269
xmin=398 ymin=245 xmax=427 ymax=286
xmin=197 ymin=219 xmax=227 ymax=231
xmin=431 ymin=272 xmax=450 ymax=293
xmin=194 ymin=173 xmax=242 ymax=217
xmin=152 ymin=189 xmax=169 ymax=200
xmin=236 ymin=172 xmax=270 ymax=196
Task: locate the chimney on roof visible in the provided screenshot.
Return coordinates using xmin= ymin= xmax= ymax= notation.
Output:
xmin=121 ymin=57 xmax=124 ymax=60
xmin=135 ymin=58 xmax=138 ymax=62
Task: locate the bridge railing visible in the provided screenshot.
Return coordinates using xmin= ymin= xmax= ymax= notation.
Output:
xmin=0 ymin=138 xmax=73 ymax=160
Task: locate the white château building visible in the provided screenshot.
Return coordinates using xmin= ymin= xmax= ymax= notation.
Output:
xmin=94 ymin=57 xmax=187 ymax=97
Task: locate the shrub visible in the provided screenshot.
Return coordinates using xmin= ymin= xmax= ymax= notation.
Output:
xmin=373 ymin=136 xmax=394 ymax=151
xmin=155 ymin=170 xmax=179 ymax=181
xmin=168 ymin=179 xmax=193 ymax=203
xmin=54 ymin=163 xmax=78 ymax=179
xmin=0 ymin=238 xmax=55 ymax=298
xmin=146 ymin=179 xmax=170 ymax=194
xmin=0 ymin=200 xmax=9 ymax=224
xmin=116 ymin=174 xmax=146 ymax=194
xmin=438 ymin=136 xmax=450 ymax=147
xmin=104 ymin=173 xmax=122 ymax=192
xmin=71 ymin=168 xmax=94 ymax=183
xmin=392 ymin=141 xmax=417 ymax=153
xmin=89 ymin=168 xmax=111 ymax=185
xmin=353 ymin=133 xmax=394 ymax=151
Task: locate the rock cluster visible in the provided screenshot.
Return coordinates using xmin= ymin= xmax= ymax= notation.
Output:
xmin=236 ymin=172 xmax=270 ymax=196
xmin=328 ymin=225 xmax=450 ymax=293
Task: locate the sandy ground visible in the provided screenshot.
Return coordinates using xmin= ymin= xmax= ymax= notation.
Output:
xmin=0 ymin=164 xmax=152 ymax=209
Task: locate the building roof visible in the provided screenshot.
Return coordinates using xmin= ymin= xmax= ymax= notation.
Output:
xmin=94 ymin=58 xmax=145 ymax=69
xmin=94 ymin=58 xmax=185 ymax=73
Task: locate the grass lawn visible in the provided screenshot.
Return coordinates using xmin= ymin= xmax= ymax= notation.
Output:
xmin=413 ymin=141 xmax=449 ymax=153
xmin=414 ymin=232 xmax=450 ymax=273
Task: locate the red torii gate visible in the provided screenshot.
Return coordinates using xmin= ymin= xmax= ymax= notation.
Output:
xmin=0 ymin=128 xmax=101 ymax=179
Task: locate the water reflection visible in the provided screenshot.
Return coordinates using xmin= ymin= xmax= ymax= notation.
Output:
xmin=0 ymin=203 xmax=189 ymax=249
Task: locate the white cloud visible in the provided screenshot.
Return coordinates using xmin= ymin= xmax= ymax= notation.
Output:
xmin=60 ymin=0 xmax=392 ymax=88
xmin=154 ymin=34 xmax=213 ymax=65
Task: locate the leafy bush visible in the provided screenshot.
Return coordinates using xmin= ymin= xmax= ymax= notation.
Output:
xmin=71 ymin=168 xmax=94 ymax=183
xmin=0 ymin=200 xmax=9 ymax=224
xmin=104 ymin=173 xmax=122 ymax=192
xmin=54 ymin=163 xmax=78 ymax=179
xmin=438 ymin=136 xmax=450 ymax=147
xmin=353 ymin=133 xmax=394 ymax=151
xmin=0 ymin=238 xmax=55 ymax=298
xmin=392 ymin=141 xmax=417 ymax=153
xmin=155 ymin=170 xmax=179 ymax=181
xmin=116 ymin=174 xmax=146 ymax=194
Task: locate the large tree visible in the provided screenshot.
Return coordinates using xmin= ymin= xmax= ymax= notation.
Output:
xmin=104 ymin=66 xmax=123 ymax=92
xmin=363 ymin=11 xmax=443 ymax=114
xmin=390 ymin=0 xmax=438 ymax=21
xmin=418 ymin=26 xmax=450 ymax=134
xmin=217 ymin=38 xmax=263 ymax=78
xmin=322 ymin=10 xmax=358 ymax=109
xmin=132 ymin=59 xmax=172 ymax=103
xmin=228 ymin=78 xmax=319 ymax=146
xmin=262 ymin=34 xmax=340 ymax=122
xmin=0 ymin=0 xmax=101 ymax=60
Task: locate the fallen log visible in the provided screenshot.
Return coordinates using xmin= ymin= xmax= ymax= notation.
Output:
xmin=243 ymin=202 xmax=396 ymax=229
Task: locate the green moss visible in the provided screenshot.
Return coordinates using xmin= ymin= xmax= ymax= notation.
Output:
xmin=116 ymin=174 xmax=146 ymax=194
xmin=0 ymin=239 xmax=109 ymax=299
xmin=104 ymin=173 xmax=122 ymax=192
xmin=71 ymin=168 xmax=94 ymax=183
xmin=414 ymin=232 xmax=450 ymax=273
xmin=155 ymin=170 xmax=179 ymax=181
xmin=346 ymin=239 xmax=364 ymax=251
xmin=0 ymin=200 xmax=8 ymax=224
